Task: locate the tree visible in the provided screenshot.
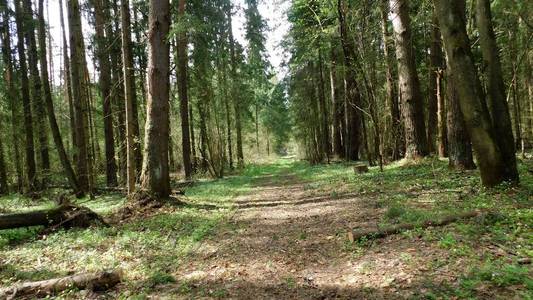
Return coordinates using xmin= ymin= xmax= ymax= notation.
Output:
xmin=427 ymin=7 xmax=444 ymax=154
xmin=390 ymin=0 xmax=428 ymax=159
xmin=92 ymin=0 xmax=118 ymax=187
xmin=434 ymin=0 xmax=518 ymax=186
xmin=139 ymin=0 xmax=171 ymax=198
xmin=14 ymin=0 xmax=37 ymax=191
xmin=121 ymin=0 xmax=142 ymax=191
xmin=475 ymin=0 xmax=519 ymax=183
xmin=0 ymin=0 xmax=23 ymax=191
xmin=37 ymin=0 xmax=81 ymax=194
xmin=177 ymin=0 xmax=193 ymax=179
xmin=67 ymin=0 xmax=93 ymax=193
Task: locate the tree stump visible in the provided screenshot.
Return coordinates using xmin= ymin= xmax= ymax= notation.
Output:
xmin=354 ymin=164 xmax=369 ymax=174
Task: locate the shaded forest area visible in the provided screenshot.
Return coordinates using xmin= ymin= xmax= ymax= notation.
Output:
xmin=0 ymin=0 xmax=532 ymax=298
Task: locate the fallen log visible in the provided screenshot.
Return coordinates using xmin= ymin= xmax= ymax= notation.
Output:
xmin=348 ymin=210 xmax=486 ymax=242
xmin=0 ymin=204 xmax=106 ymax=231
xmin=0 ymin=270 xmax=120 ymax=299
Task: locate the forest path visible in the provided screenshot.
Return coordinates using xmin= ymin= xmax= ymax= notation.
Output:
xmin=162 ymin=162 xmax=450 ymax=299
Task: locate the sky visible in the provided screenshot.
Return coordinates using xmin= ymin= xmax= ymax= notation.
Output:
xmin=45 ymin=0 xmax=291 ymax=82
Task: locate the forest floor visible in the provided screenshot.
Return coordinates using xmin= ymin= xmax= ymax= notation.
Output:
xmin=0 ymin=157 xmax=532 ymax=299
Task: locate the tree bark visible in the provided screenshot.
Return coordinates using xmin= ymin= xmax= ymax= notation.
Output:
xmin=475 ymin=0 xmax=519 ymax=183
xmin=435 ymin=0 xmax=511 ymax=187
xmin=37 ymin=0 xmax=81 ymax=195
xmin=67 ymin=0 xmax=91 ymax=193
xmin=92 ymin=0 xmax=118 ymax=187
xmin=14 ymin=0 xmax=37 ymax=191
xmin=121 ymin=0 xmax=142 ymax=187
xmin=338 ymin=0 xmax=361 ymax=161
xmin=330 ymin=46 xmax=344 ymax=158
xmin=140 ymin=0 xmax=171 ymax=198
xmin=318 ymin=50 xmax=331 ymax=162
xmin=228 ymin=8 xmax=244 ymax=168
xmin=436 ymin=69 xmax=447 ymax=158
xmin=0 ymin=117 xmax=7 ymax=194
xmin=380 ymin=0 xmax=401 ymax=161
xmin=390 ymin=0 xmax=428 ymax=159
xmin=0 ymin=1 xmax=23 ymax=192
xmin=177 ymin=0 xmax=193 ymax=179
xmin=446 ymin=68 xmax=475 ymax=170
xmin=0 ymin=271 xmax=120 ymax=299
xmin=427 ymin=8 xmax=443 ymax=154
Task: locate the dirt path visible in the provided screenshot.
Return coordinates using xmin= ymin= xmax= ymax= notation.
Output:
xmin=163 ymin=171 xmax=457 ymax=299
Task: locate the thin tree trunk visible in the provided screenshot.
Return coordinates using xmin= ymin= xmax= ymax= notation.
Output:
xmin=37 ymin=0 xmax=81 ymax=194
xmin=189 ymin=105 xmax=197 ymax=170
xmin=14 ymin=0 xmax=37 ymax=191
xmin=475 ymin=0 xmax=519 ymax=183
xmin=67 ymin=0 xmax=91 ymax=193
xmin=59 ymin=0 xmax=76 ymax=157
xmin=390 ymin=0 xmax=428 ymax=159
xmin=92 ymin=0 xmax=118 ymax=187
xmin=140 ymin=0 xmax=171 ymax=198
xmin=227 ymin=8 xmax=244 ymax=167
xmin=177 ymin=0 xmax=193 ymax=179
xmin=0 ymin=1 xmax=23 ymax=191
xmin=380 ymin=0 xmax=401 ymax=161
xmin=338 ymin=0 xmax=361 ymax=161
xmin=24 ymin=0 xmax=49 ymax=185
xmin=436 ymin=69 xmax=447 ymax=158
xmin=121 ymin=0 xmax=139 ymax=193
xmin=435 ymin=0 xmax=513 ymax=187
xmin=330 ymin=46 xmax=344 ymax=158
xmin=427 ymin=8 xmax=443 ymax=154
xmin=318 ymin=50 xmax=331 ymax=162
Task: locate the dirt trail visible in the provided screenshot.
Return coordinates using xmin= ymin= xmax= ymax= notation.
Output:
xmin=164 ymin=171 xmax=454 ymax=299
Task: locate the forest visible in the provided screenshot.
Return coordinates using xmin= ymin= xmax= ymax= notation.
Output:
xmin=0 ymin=0 xmax=531 ymax=298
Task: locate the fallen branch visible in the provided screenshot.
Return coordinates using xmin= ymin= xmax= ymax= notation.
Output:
xmin=348 ymin=210 xmax=486 ymax=242
xmin=0 ymin=204 xmax=106 ymax=231
xmin=0 ymin=270 xmax=120 ymax=299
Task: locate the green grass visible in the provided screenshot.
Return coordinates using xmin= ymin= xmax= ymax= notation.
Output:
xmin=1 ymin=157 xmax=532 ymax=298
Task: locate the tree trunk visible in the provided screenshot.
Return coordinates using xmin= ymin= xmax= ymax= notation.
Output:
xmin=0 ymin=118 xmax=7 ymax=194
xmin=67 ymin=0 xmax=91 ymax=193
xmin=436 ymin=69 xmax=447 ymax=158
xmin=92 ymin=0 xmax=118 ymax=187
xmin=177 ymin=0 xmax=193 ymax=179
xmin=435 ymin=0 xmax=511 ymax=187
xmin=37 ymin=0 xmax=81 ymax=195
xmin=0 ymin=1 xmax=23 ymax=191
xmin=330 ymin=46 xmax=344 ymax=158
xmin=139 ymin=0 xmax=171 ymax=198
xmin=228 ymin=9 xmax=244 ymax=168
xmin=24 ymin=0 xmax=49 ymax=185
xmin=475 ymin=0 xmax=519 ymax=183
xmin=318 ymin=50 xmax=331 ymax=162
xmin=189 ymin=105 xmax=197 ymax=170
xmin=390 ymin=0 xmax=428 ymax=159
xmin=380 ymin=0 xmax=401 ymax=161
xmin=121 ymin=0 xmax=142 ymax=185
xmin=338 ymin=0 xmax=361 ymax=161
xmin=446 ymin=67 xmax=475 ymax=170
xmin=427 ymin=8 xmax=443 ymax=154
xmin=59 ymin=0 xmax=76 ymax=157
xmin=14 ymin=0 xmax=37 ymax=192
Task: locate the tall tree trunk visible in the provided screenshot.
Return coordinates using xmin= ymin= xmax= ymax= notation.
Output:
xmin=67 ymin=0 xmax=91 ymax=193
xmin=92 ymin=0 xmax=118 ymax=187
xmin=140 ymin=0 xmax=171 ymax=198
xmin=14 ymin=0 xmax=37 ymax=191
xmin=435 ymin=0 xmax=515 ymax=186
xmin=475 ymin=0 xmax=519 ymax=183
xmin=380 ymin=0 xmax=401 ymax=161
xmin=37 ymin=0 xmax=81 ymax=194
xmin=446 ymin=67 xmax=474 ymax=170
xmin=228 ymin=8 xmax=244 ymax=167
xmin=0 ymin=1 xmax=23 ymax=191
xmin=427 ymin=8 xmax=443 ymax=154
xmin=338 ymin=0 xmax=361 ymax=161
xmin=24 ymin=0 xmax=49 ymax=185
xmin=177 ymin=0 xmax=193 ymax=179
xmin=390 ymin=0 xmax=428 ymax=159
xmin=318 ymin=50 xmax=331 ymax=162
xmin=189 ymin=105 xmax=197 ymax=170
xmin=436 ymin=69 xmax=447 ymax=157
xmin=0 ymin=129 xmax=6 ymax=194
xmin=59 ymin=0 xmax=76 ymax=156
xmin=121 ymin=0 xmax=139 ymax=193
xmin=330 ymin=46 xmax=344 ymax=158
